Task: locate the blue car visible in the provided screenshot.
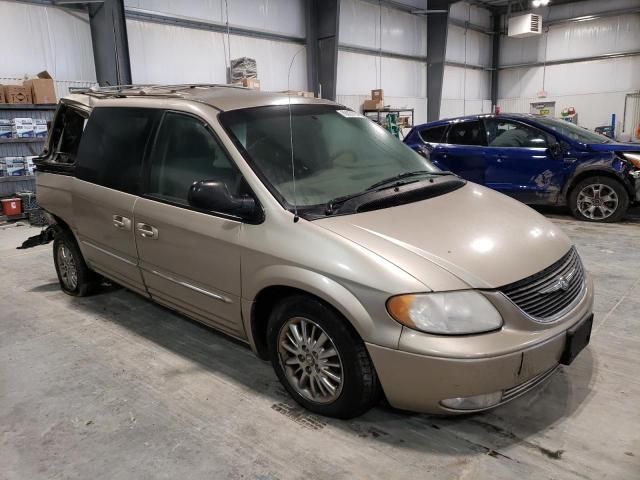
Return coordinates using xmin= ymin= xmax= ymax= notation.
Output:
xmin=404 ymin=114 xmax=640 ymax=222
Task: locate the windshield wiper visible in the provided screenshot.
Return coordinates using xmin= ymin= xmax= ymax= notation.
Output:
xmin=324 ymin=170 xmax=455 ymax=215
xmin=366 ymin=170 xmax=454 ymax=190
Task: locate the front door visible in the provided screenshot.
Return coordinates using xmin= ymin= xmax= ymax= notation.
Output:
xmin=72 ymin=107 xmax=161 ymax=295
xmin=134 ymin=111 xmax=246 ymax=338
xmin=483 ymin=118 xmax=564 ymax=204
xmin=438 ymin=120 xmax=487 ymax=184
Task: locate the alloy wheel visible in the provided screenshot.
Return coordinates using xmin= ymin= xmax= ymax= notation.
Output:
xmin=57 ymin=244 xmax=78 ymax=291
xmin=576 ymin=183 xmax=619 ymax=220
xmin=277 ymin=316 xmax=344 ymax=404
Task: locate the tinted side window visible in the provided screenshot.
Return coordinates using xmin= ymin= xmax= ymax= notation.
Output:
xmin=446 ymin=121 xmax=486 ymax=146
xmin=75 ymin=107 xmax=160 ymax=193
xmin=146 ymin=112 xmax=243 ymax=205
xmin=485 ymin=119 xmax=549 ymax=148
xmin=419 ymin=125 xmax=447 ymax=143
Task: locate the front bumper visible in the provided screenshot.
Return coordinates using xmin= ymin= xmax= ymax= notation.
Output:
xmin=367 ymin=274 xmax=594 ymax=415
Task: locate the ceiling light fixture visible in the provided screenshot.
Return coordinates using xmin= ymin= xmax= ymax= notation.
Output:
xmin=532 ymin=0 xmax=550 ymax=7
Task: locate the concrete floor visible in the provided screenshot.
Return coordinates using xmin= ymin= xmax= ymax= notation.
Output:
xmin=1 ymin=210 xmax=639 ymax=480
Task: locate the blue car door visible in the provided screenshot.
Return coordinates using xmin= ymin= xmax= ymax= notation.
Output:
xmin=437 ymin=119 xmax=487 ymax=184
xmin=483 ymin=118 xmax=566 ymax=204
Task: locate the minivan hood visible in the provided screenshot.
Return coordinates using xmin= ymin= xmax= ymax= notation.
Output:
xmin=316 ymin=183 xmax=572 ymax=290
xmin=586 ymin=142 xmax=640 ymax=152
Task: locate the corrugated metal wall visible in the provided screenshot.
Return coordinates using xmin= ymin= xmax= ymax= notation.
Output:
xmin=336 ymin=0 xmax=428 ymax=124
xmin=498 ymin=0 xmax=640 ymax=134
xmin=124 ymin=0 xmax=308 ymax=91
xmin=0 ymin=0 xmax=96 ymax=97
xmin=441 ymin=2 xmax=493 ymax=119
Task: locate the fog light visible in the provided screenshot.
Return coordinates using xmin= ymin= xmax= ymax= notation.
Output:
xmin=440 ymin=391 xmax=503 ymax=410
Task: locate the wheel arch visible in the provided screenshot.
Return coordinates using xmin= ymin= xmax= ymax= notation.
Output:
xmin=564 ymin=168 xmax=632 ymax=201
xmin=243 ymin=267 xmax=384 ymax=360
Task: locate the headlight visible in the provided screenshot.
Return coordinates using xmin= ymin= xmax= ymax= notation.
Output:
xmin=620 ymin=152 xmax=640 ymax=169
xmin=386 ymin=291 xmax=503 ymax=335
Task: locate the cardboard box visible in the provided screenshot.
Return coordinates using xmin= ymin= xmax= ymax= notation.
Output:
xmin=241 ymin=78 xmax=261 ymax=90
xmin=2 ymin=157 xmax=26 ymax=176
xmin=363 ymin=99 xmax=383 ymax=110
xmin=0 ymin=120 xmax=11 ymax=139
xmin=11 ymin=118 xmax=34 ymax=138
xmin=0 ymin=86 xmax=5 ymax=104
xmin=371 ymin=89 xmax=384 ymax=101
xmin=23 ymin=71 xmax=56 ymax=104
xmin=24 ymin=156 xmax=38 ymax=175
xmin=4 ymin=85 xmax=32 ymax=104
xmin=34 ymin=118 xmax=48 ymax=138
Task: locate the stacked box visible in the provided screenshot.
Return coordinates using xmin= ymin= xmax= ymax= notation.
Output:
xmin=24 ymin=156 xmax=38 ymax=175
xmin=0 ymin=119 xmax=11 ymax=138
xmin=11 ymin=118 xmax=34 ymax=138
xmin=34 ymin=119 xmax=48 ymax=138
xmin=1 ymin=157 xmax=26 ymax=176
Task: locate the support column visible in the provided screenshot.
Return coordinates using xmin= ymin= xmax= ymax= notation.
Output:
xmin=88 ymin=0 xmax=132 ymax=86
xmin=490 ymin=13 xmax=501 ymax=109
xmin=306 ymin=0 xmax=340 ymax=100
xmin=426 ymin=0 xmax=450 ymax=121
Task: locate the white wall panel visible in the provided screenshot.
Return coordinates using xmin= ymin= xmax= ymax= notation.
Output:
xmin=446 ymin=25 xmax=492 ymax=66
xmin=336 ymin=51 xmax=426 ymax=97
xmin=127 ymin=20 xmax=307 ymax=91
xmin=339 ymin=0 xmax=427 ymax=56
xmin=543 ymin=0 xmax=640 ymax=22
xmin=0 ymin=0 xmax=96 ymax=96
xmin=500 ymin=14 xmax=640 ymax=65
xmin=449 ymin=1 xmax=492 ymax=29
xmin=124 ymin=0 xmax=305 ymax=38
xmin=498 ymin=57 xmax=640 ymax=99
xmin=440 ymin=99 xmax=492 ymax=119
xmin=442 ymin=65 xmax=491 ymax=101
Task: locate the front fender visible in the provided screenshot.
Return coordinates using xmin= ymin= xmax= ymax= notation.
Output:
xmin=242 ymin=264 xmax=403 ymax=354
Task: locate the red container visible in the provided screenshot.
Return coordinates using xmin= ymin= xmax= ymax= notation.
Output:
xmin=1 ymin=198 xmax=22 ymax=216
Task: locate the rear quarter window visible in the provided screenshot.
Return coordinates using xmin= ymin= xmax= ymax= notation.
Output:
xmin=75 ymin=107 xmax=160 ymax=194
xmin=419 ymin=125 xmax=447 ymax=143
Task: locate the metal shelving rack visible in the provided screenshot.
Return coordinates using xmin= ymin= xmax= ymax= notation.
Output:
xmin=362 ymin=108 xmax=415 ymax=129
xmin=0 ymin=104 xmax=56 ymax=200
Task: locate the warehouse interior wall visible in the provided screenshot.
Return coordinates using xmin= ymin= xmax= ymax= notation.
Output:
xmin=124 ymin=0 xmax=308 ymax=91
xmin=0 ymin=0 xmax=96 ymax=97
xmin=497 ymin=0 xmax=640 ymax=136
xmin=336 ymin=0 xmax=428 ymax=124
xmin=440 ymin=2 xmax=493 ymax=119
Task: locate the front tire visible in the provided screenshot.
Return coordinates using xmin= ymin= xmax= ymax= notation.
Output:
xmin=569 ymin=176 xmax=629 ymax=223
xmin=53 ymin=229 xmax=97 ymax=296
xmin=267 ymin=295 xmax=381 ymax=419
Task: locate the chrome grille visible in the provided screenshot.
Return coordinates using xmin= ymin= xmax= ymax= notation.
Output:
xmin=501 ymin=247 xmax=585 ymax=321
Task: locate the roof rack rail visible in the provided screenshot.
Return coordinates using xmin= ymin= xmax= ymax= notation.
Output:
xmin=67 ymin=83 xmax=247 ymax=99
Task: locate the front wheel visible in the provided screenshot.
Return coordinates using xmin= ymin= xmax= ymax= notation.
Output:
xmin=267 ymin=295 xmax=382 ymax=419
xmin=569 ymin=176 xmax=629 ymax=223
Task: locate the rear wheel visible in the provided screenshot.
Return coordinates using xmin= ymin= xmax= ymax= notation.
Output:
xmin=53 ymin=229 xmax=97 ymax=296
xmin=569 ymin=176 xmax=629 ymax=223
xmin=267 ymin=295 xmax=382 ymax=419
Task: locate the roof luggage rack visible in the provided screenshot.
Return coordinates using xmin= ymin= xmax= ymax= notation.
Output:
xmin=67 ymin=83 xmax=247 ymax=99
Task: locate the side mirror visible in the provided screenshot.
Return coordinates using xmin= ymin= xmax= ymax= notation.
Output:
xmin=188 ymin=180 xmax=259 ymax=220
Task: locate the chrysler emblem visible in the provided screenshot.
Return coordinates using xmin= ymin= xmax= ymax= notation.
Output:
xmin=539 ymin=268 xmax=576 ymax=294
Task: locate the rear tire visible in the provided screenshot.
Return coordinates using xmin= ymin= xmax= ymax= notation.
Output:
xmin=53 ymin=229 xmax=97 ymax=296
xmin=569 ymin=176 xmax=629 ymax=223
xmin=267 ymin=295 xmax=382 ymax=419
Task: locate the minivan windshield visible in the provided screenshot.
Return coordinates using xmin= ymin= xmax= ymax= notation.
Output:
xmin=534 ymin=116 xmax=611 ymax=144
xmin=220 ymin=105 xmax=439 ymax=211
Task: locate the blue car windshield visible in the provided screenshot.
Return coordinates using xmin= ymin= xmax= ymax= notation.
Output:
xmin=534 ymin=117 xmax=611 ymax=144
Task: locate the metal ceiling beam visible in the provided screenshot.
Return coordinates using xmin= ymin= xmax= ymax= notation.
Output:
xmin=125 ymin=7 xmax=306 ymax=45
xmin=88 ymin=0 xmax=132 ymax=86
xmin=499 ymin=50 xmax=640 ymax=70
xmin=339 ymin=44 xmax=426 ymax=63
xmin=544 ymin=7 xmax=640 ymax=27
xmin=306 ymin=0 xmax=340 ymax=100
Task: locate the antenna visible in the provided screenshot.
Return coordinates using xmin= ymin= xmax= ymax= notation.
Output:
xmin=287 ymin=46 xmax=305 ymax=223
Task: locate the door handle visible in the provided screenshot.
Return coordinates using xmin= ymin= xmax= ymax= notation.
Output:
xmin=136 ymin=223 xmax=159 ymax=239
xmin=113 ymin=215 xmax=132 ymax=230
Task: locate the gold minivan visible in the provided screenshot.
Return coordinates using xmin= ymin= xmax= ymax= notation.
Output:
xmin=36 ymin=85 xmax=593 ymax=418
